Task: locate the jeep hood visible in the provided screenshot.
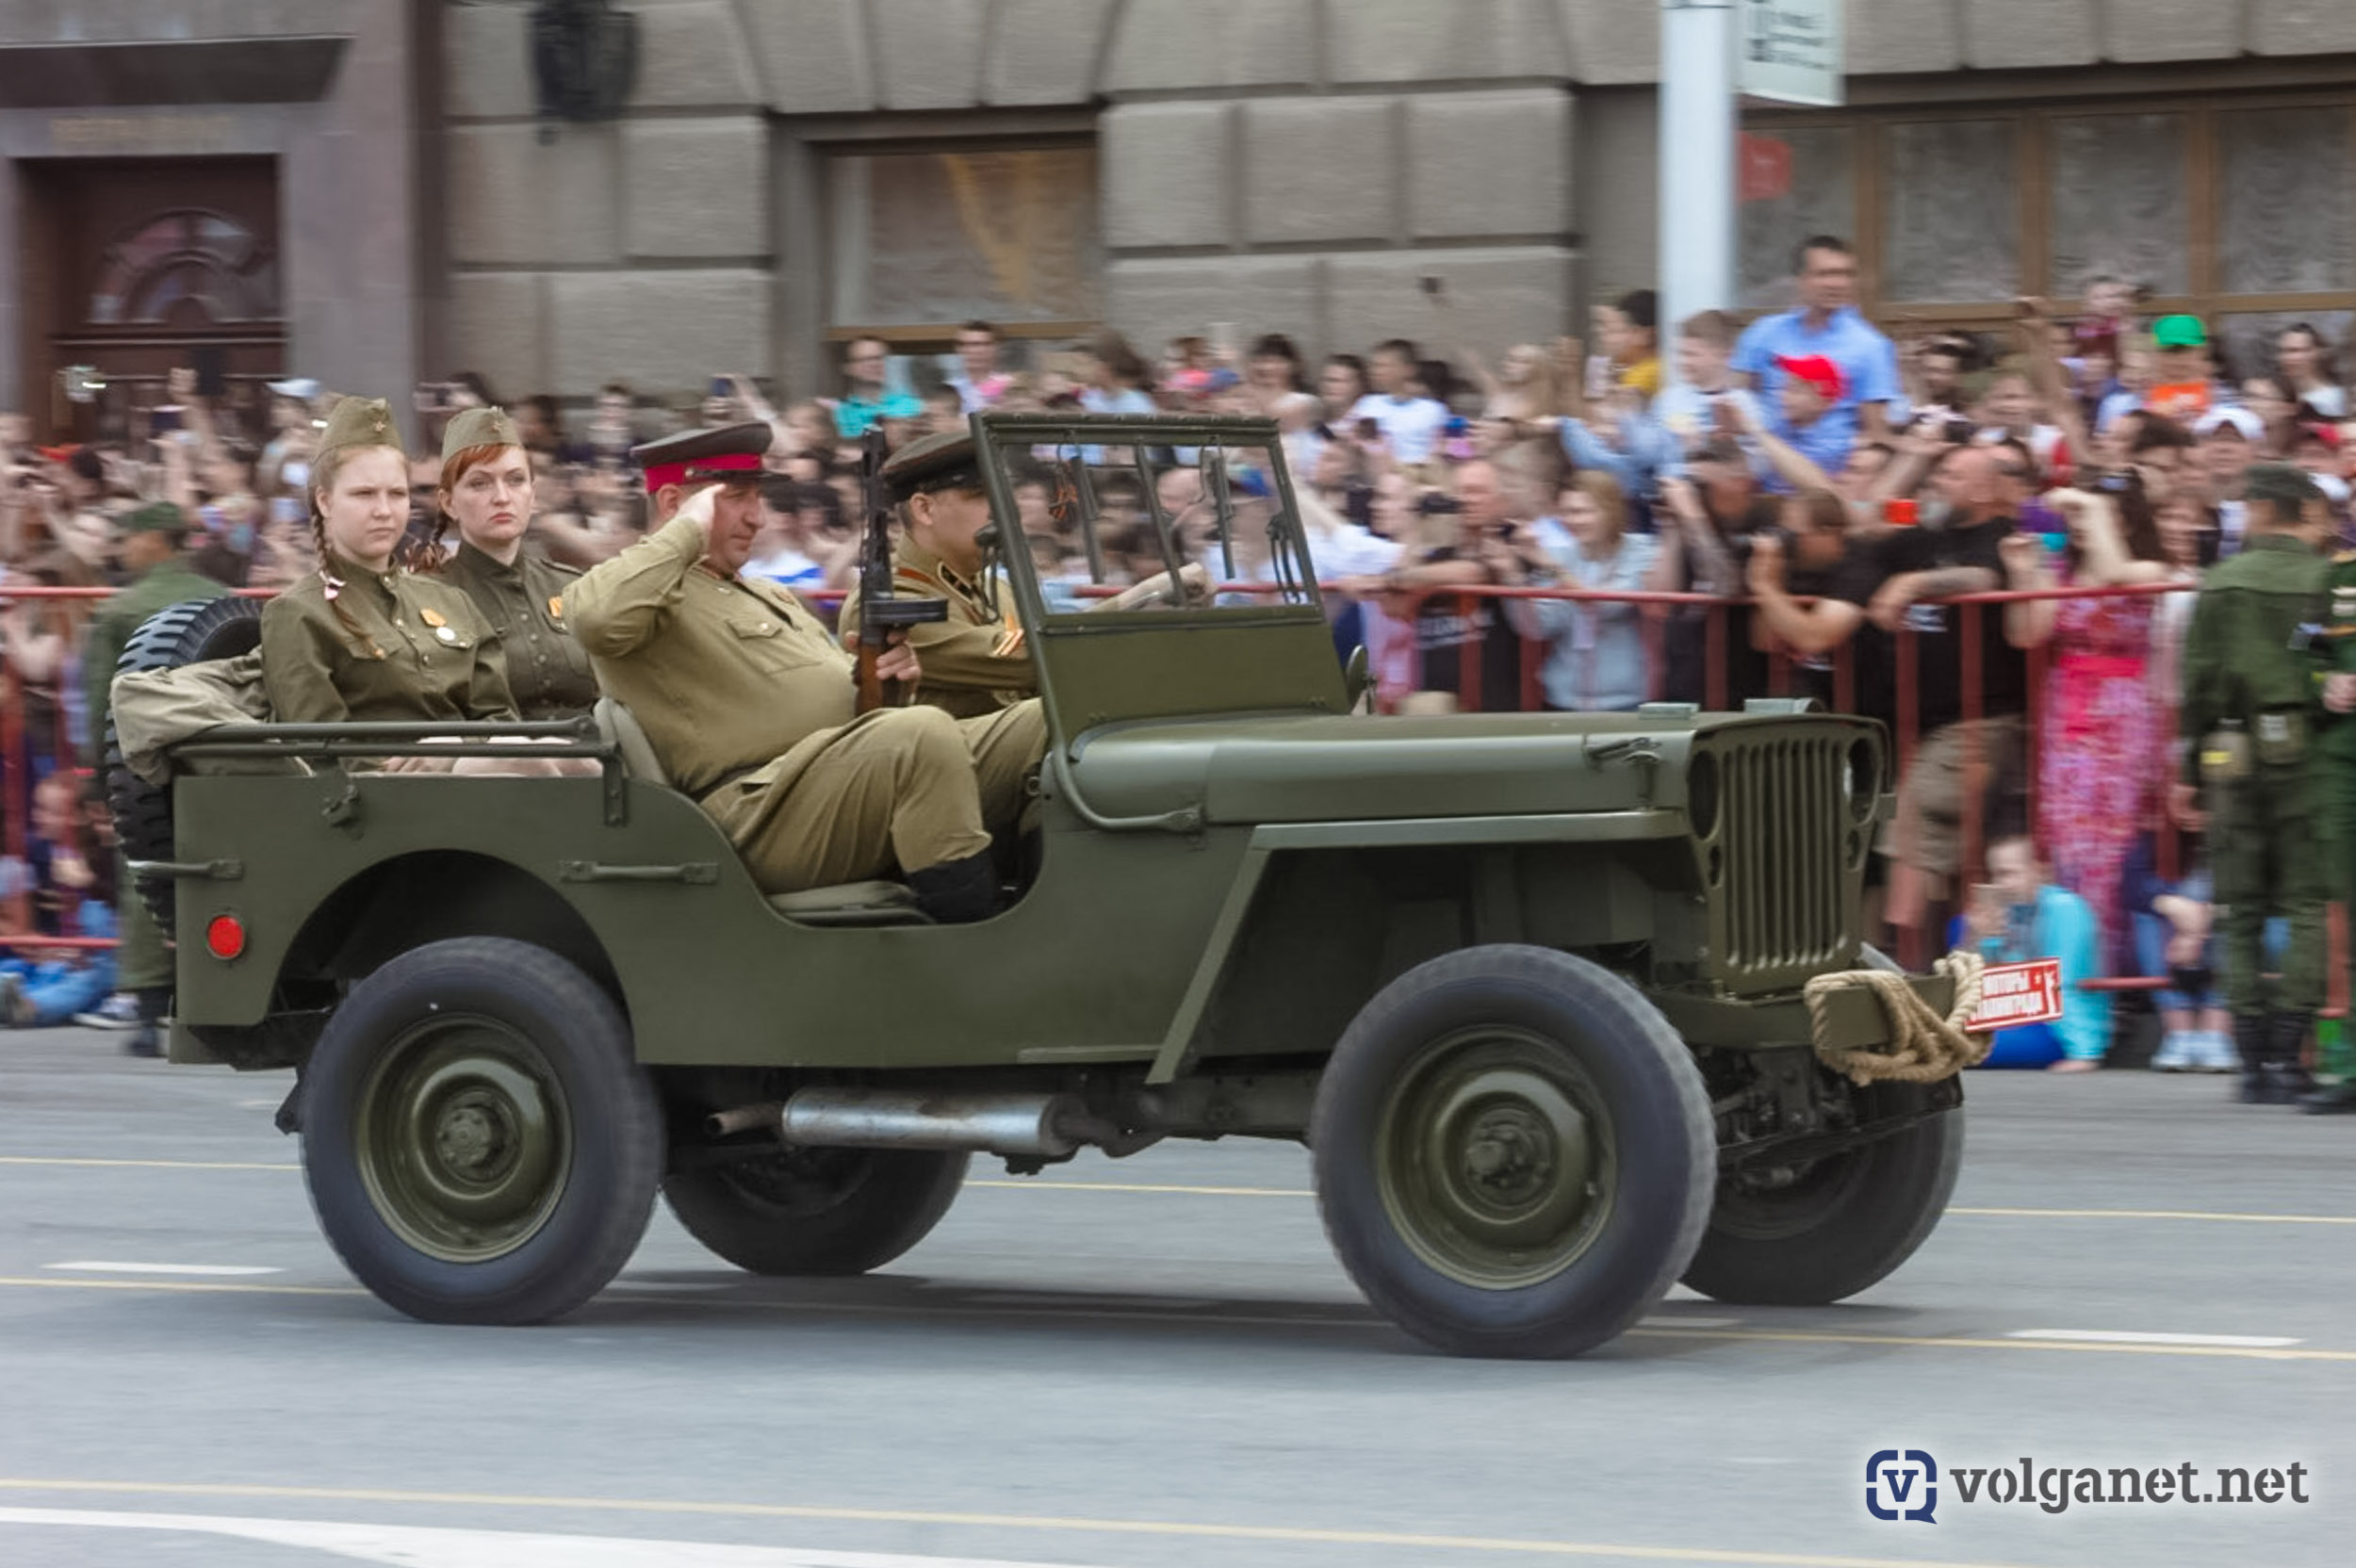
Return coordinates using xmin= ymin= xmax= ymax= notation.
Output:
xmin=1064 ymin=711 xmax=1723 ymax=825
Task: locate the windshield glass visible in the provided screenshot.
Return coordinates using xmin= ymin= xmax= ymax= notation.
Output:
xmin=990 ymin=432 xmax=1320 ymax=616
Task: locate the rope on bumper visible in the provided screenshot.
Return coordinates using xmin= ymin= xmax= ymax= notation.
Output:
xmin=1803 ymin=949 xmax=1991 ymax=1086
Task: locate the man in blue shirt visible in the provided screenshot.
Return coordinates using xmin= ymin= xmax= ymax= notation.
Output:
xmin=1733 ymin=235 xmax=1902 ymax=471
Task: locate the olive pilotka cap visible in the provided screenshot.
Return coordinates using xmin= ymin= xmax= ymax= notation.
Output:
xmin=441 ymin=405 xmax=523 ymax=460
xmin=314 ymin=396 xmax=401 ymax=458
xmin=880 ymin=429 xmax=982 ymax=502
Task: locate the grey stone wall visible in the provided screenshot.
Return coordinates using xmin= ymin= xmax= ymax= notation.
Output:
xmin=417 ymin=0 xmax=2355 ymax=402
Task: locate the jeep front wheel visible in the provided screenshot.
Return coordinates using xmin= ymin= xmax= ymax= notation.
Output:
xmin=1681 ymin=1083 xmax=1963 ymax=1306
xmin=663 ymin=1147 xmax=967 ymax=1276
xmin=1312 ymin=945 xmax=1714 ymax=1359
xmin=302 ymin=937 xmax=662 ymax=1324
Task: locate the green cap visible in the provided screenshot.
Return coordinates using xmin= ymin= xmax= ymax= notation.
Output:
xmin=880 ymin=429 xmax=981 ymax=502
xmin=442 ymin=404 xmax=522 ymax=461
xmin=2246 ymin=462 xmax=2323 ymax=511
xmin=316 ymin=395 xmax=401 ymax=459
xmin=123 ymin=500 xmax=189 ymax=537
xmin=2152 ymin=314 xmax=2208 ymax=351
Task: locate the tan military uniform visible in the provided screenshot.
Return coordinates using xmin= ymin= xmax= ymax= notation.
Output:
xmin=836 ymin=536 xmax=1033 ymax=718
xmin=564 ymin=513 xmax=1043 ymax=892
xmin=259 ymin=553 xmax=517 ymax=724
xmin=439 ymin=541 xmax=598 ymax=719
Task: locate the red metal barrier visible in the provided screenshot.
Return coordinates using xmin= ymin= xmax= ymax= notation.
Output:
xmin=0 ymin=577 xmax=2213 ymax=985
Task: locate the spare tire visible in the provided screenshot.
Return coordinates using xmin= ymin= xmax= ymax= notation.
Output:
xmin=106 ymin=595 xmax=266 ymax=934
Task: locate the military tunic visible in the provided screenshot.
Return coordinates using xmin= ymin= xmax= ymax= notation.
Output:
xmin=2180 ymin=531 xmax=2332 ymax=1015
xmin=85 ymin=554 xmax=229 ymax=993
xmin=836 ymin=537 xmax=1033 ymax=719
xmin=259 ymin=553 xmax=517 ymax=725
xmin=438 ymin=541 xmax=598 ymax=718
xmin=563 ymin=513 xmax=1043 ymax=892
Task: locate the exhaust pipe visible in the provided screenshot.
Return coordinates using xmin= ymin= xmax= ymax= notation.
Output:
xmin=705 ymin=1089 xmax=1107 ymax=1157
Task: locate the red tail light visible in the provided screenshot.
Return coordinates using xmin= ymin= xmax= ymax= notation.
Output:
xmin=205 ymin=914 xmax=247 ymax=961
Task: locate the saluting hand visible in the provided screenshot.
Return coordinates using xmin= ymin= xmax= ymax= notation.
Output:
xmin=675 ymin=482 xmax=721 ymax=547
xmin=2325 ymin=673 xmax=2356 ymax=714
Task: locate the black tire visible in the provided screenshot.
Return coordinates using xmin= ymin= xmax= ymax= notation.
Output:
xmin=1681 ymin=1084 xmax=1964 ymax=1306
xmin=663 ymin=1147 xmax=967 ymax=1276
xmin=301 ymin=937 xmax=663 ymax=1325
xmin=1312 ymin=944 xmax=1714 ymax=1359
xmin=105 ymin=595 xmax=265 ymax=934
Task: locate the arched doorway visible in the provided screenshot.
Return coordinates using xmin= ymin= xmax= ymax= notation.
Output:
xmin=23 ymin=157 xmax=286 ymax=444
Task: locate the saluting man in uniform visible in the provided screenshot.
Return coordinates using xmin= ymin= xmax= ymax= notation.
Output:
xmin=563 ymin=423 xmax=1045 ymax=923
xmin=76 ymin=502 xmax=228 ymax=1054
xmin=836 ymin=430 xmax=1033 ymax=718
xmin=2179 ymin=464 xmax=2333 ymax=1104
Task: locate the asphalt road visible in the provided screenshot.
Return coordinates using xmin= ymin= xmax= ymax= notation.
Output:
xmin=2 ymin=1028 xmax=2351 ymax=1568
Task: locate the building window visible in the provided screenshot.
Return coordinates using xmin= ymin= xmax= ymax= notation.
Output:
xmin=1741 ymin=91 xmax=2356 ymax=375
xmin=89 ymin=207 xmax=277 ymax=326
xmin=827 ymin=143 xmax=1101 ymax=340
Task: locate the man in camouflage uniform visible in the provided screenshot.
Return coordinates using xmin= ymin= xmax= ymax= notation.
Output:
xmin=2302 ymin=483 xmax=2356 ymax=1114
xmin=75 ymin=503 xmax=227 ymax=1054
xmin=2179 ymin=464 xmax=2331 ymax=1103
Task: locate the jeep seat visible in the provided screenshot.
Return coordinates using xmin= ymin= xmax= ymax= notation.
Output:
xmin=592 ymin=697 xmax=931 ymax=928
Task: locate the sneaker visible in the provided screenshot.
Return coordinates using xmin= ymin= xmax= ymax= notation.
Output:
xmin=73 ymin=993 xmax=142 ymax=1031
xmin=2150 ymin=1032 xmax=2198 ymax=1071
xmin=123 ymin=1024 xmax=162 ymax=1059
xmin=2191 ymin=1031 xmax=2242 ymax=1073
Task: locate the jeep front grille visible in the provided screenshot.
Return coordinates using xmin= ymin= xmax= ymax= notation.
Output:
xmin=1709 ymin=731 xmax=1868 ymax=990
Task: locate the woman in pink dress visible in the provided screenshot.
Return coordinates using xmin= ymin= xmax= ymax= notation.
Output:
xmin=2004 ymin=485 xmax=2177 ymax=1066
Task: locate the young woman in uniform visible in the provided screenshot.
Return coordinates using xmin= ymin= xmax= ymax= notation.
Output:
xmin=425 ymin=407 xmax=598 ymax=719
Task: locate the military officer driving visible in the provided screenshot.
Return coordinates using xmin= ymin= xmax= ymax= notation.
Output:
xmin=836 ymin=431 xmax=1032 ymax=717
xmin=563 ymin=423 xmax=1045 ymax=923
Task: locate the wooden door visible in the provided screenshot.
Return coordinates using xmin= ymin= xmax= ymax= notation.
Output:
xmin=21 ymin=156 xmax=284 ymax=443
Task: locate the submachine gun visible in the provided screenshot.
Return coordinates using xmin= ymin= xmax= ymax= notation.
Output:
xmin=854 ymin=427 xmax=948 ymax=712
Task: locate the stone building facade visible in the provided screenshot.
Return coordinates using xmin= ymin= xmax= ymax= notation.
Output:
xmin=4 ymin=1 xmax=2354 ymax=436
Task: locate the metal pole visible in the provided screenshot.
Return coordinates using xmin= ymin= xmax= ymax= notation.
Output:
xmin=1658 ymin=1 xmax=1737 ymax=393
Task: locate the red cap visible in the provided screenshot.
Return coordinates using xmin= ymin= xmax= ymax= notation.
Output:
xmin=1775 ymin=354 xmax=1846 ymax=402
xmin=641 ymin=449 xmax=765 ymax=493
xmin=2298 ymin=421 xmax=2341 ymax=452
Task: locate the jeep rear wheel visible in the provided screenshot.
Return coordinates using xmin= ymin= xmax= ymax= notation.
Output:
xmin=302 ymin=938 xmax=662 ymax=1324
xmin=663 ymin=1147 xmax=966 ymax=1276
xmin=1313 ymin=945 xmax=1714 ymax=1359
xmin=1681 ymin=1084 xmax=1963 ymax=1306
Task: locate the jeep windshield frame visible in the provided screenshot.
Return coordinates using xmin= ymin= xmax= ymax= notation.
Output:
xmin=970 ymin=411 xmax=1349 ymax=732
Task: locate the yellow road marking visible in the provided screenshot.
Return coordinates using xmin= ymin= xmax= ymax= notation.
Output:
xmin=0 ymin=1478 xmax=2058 ymax=1567
xmin=10 ymin=1156 xmax=2356 ymax=1227
xmin=0 ymin=1274 xmax=2348 ymax=1363
xmin=0 ymin=1156 xmax=298 ymax=1171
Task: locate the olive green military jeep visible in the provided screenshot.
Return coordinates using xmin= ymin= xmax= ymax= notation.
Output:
xmin=120 ymin=413 xmax=1967 ymax=1359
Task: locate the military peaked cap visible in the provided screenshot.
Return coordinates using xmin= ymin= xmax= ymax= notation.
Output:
xmin=123 ymin=500 xmax=189 ymax=536
xmin=442 ymin=405 xmax=523 ymax=461
xmin=881 ymin=429 xmax=982 ymax=503
xmin=632 ymin=422 xmax=772 ymax=493
xmin=2247 ymin=463 xmax=2324 ymax=511
xmin=316 ymin=396 xmax=401 ymax=459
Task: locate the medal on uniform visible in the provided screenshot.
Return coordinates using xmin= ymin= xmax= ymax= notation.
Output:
xmin=435 ymin=625 xmax=458 ymax=644
xmin=548 ymin=596 xmax=564 ymax=619
xmin=420 ymin=608 xmax=448 ymax=628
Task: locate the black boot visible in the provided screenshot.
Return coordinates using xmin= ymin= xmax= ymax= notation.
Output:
xmin=2264 ymin=1011 xmax=2316 ymax=1102
xmin=907 ymin=851 xmax=1004 ymax=924
xmin=2233 ymin=1014 xmax=2273 ymax=1102
xmin=123 ymin=988 xmax=168 ymax=1059
xmin=2299 ymin=1079 xmax=2356 ymax=1115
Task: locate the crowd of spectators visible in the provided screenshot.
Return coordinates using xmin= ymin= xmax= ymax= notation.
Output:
xmin=9 ymin=238 xmax=2356 ymax=1073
